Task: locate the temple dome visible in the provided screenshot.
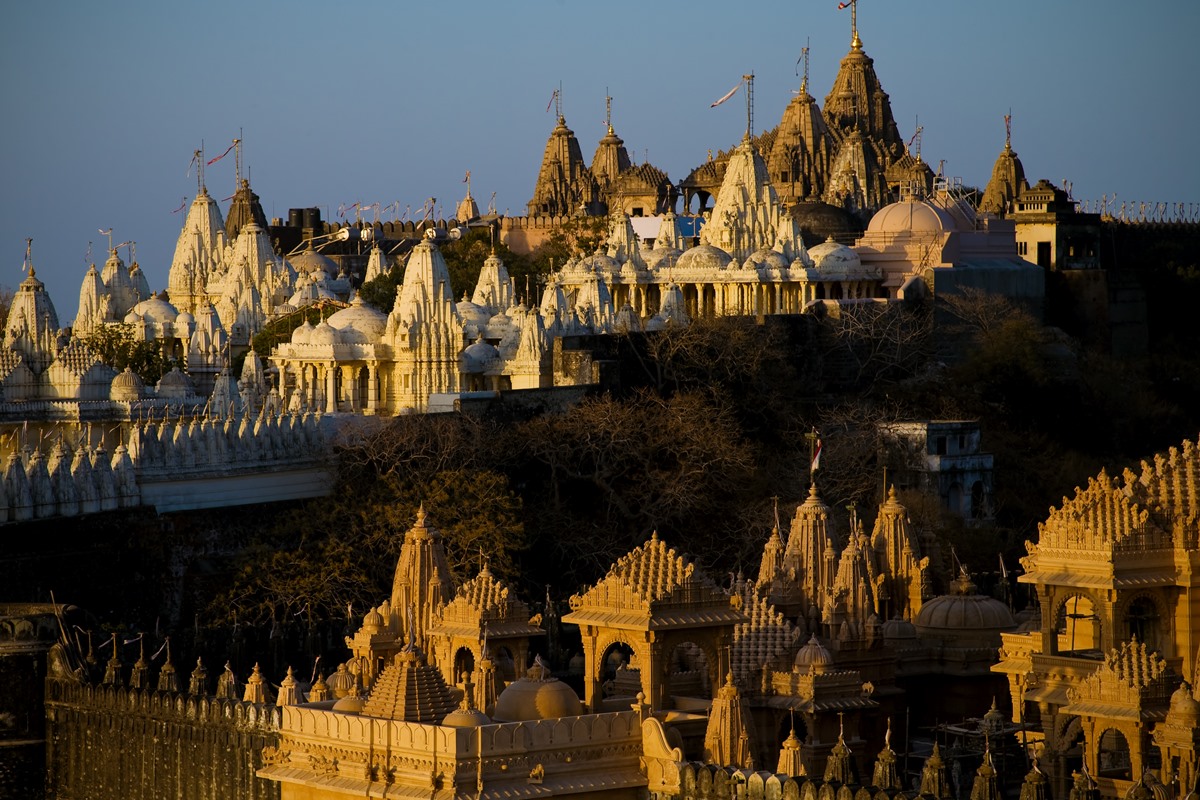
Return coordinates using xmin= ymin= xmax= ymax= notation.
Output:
xmin=808 ymin=237 xmax=862 ymax=270
xmin=290 ymin=246 xmax=338 ymax=278
xmin=793 ymin=635 xmax=834 ymax=672
xmin=1166 ymin=682 xmax=1200 ymax=728
xmin=290 ymin=320 xmax=315 ymax=345
xmin=492 ymin=664 xmax=583 ymax=722
xmin=789 ymin=201 xmax=861 ymax=245
xmin=867 ymin=199 xmax=957 ymax=235
xmin=456 ymin=298 xmax=490 ymax=330
xmin=110 ymin=367 xmax=145 ymax=402
xmin=309 ymin=319 xmax=339 ymax=346
xmin=125 ymin=295 xmax=179 ymax=327
xmin=326 ymin=296 xmax=386 ymax=344
xmin=914 ymin=574 xmax=1016 ymax=647
xmin=881 ymin=616 xmax=917 ymax=642
xmin=675 ymin=244 xmax=732 ymax=272
xmin=460 ymin=338 xmax=499 ymax=374
xmin=156 ymin=367 xmax=195 ymax=400
xmin=745 ymin=248 xmax=788 ymax=272
xmin=442 ymin=705 xmax=492 ymax=727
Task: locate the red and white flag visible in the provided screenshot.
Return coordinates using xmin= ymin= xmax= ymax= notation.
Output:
xmin=811 ymin=438 xmax=822 ymax=472
xmin=171 ymin=197 xmax=188 ymax=214
xmin=546 ymin=90 xmax=557 ymax=113
xmin=710 ymin=80 xmax=742 ymax=108
xmin=463 ymin=170 xmax=470 ymax=183
xmin=207 ymin=141 xmax=236 ymax=166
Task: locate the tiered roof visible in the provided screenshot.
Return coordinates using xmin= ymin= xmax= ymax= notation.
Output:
xmin=564 ymin=533 xmax=744 ymax=631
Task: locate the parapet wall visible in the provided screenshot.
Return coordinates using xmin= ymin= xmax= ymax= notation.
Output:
xmin=45 ymin=677 xmax=281 ymax=800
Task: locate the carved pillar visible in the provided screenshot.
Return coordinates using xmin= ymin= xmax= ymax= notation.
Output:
xmin=366 ymin=361 xmax=379 ymax=414
xmin=325 ymin=363 xmax=338 ymax=414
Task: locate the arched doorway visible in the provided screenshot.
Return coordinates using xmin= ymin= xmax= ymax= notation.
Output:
xmin=1096 ymin=729 xmax=1131 ymax=779
xmin=1055 ymin=595 xmax=1101 ymax=655
xmin=599 ymin=642 xmax=640 ymax=705
xmin=1124 ymin=597 xmax=1160 ymax=650
xmin=454 ymin=646 xmax=475 ymax=683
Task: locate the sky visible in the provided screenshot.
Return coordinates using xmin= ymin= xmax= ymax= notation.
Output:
xmin=2 ymin=0 xmax=1198 ymax=323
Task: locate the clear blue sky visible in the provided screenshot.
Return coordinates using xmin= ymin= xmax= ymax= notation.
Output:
xmin=3 ymin=0 xmax=1197 ymax=323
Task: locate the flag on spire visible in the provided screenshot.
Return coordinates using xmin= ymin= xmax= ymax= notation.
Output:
xmin=207 ymin=141 xmax=236 ymax=166
xmin=710 ymin=80 xmax=742 ymax=108
xmin=811 ymin=437 xmax=822 ymax=472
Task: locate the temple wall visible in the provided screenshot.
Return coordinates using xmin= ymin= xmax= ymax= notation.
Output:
xmin=44 ymin=677 xmax=281 ymax=800
xmin=261 ymin=707 xmax=644 ymax=799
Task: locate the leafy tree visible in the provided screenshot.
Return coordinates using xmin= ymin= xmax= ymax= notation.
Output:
xmin=527 ymin=215 xmax=608 ymax=275
xmin=78 ymin=323 xmax=171 ymax=384
xmin=359 ymin=265 xmax=403 ymax=313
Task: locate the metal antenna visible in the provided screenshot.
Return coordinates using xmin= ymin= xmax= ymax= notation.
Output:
xmin=234 ymin=130 xmax=243 ymax=184
xmin=556 ymin=81 xmax=563 ymax=119
xmin=803 ymin=42 xmax=811 ymax=94
xmin=743 ymin=73 xmax=755 ymax=139
xmin=605 ymin=89 xmax=612 ymax=132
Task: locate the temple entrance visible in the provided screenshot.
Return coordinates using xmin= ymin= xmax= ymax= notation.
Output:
xmin=1097 ymin=729 xmax=1131 ymax=779
xmin=454 ymin=646 xmax=475 ymax=683
xmin=599 ymin=642 xmax=639 ymax=708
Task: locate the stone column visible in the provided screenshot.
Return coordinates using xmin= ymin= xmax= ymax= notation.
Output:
xmin=366 ymin=362 xmax=379 ymax=414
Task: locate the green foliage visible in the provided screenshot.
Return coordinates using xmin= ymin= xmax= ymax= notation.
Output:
xmin=206 ymin=465 xmax=525 ymax=628
xmin=527 ymin=215 xmax=608 ymax=274
xmin=359 ymin=267 xmax=403 ymax=313
xmin=440 ymin=228 xmax=542 ymax=301
xmin=78 ymin=323 xmax=171 ymax=384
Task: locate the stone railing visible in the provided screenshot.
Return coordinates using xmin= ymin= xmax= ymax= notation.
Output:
xmin=45 ymin=676 xmax=281 ymax=800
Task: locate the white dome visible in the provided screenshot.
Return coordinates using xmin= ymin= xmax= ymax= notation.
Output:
xmin=675 ymin=244 xmax=732 ymax=273
xmin=326 ymin=296 xmax=386 ymax=344
xmin=128 ymin=295 xmax=180 ymax=326
xmin=289 ymin=246 xmax=339 ymax=277
xmin=867 ymin=199 xmax=957 ymax=235
xmin=460 ymin=338 xmax=499 ymax=374
xmin=456 ymin=299 xmax=490 ymax=329
xmin=291 ymin=320 xmax=314 ymax=345
xmin=309 ymin=319 xmax=339 ymax=346
xmin=643 ymin=247 xmax=681 ymax=272
xmin=744 ymin=248 xmax=788 ymax=272
xmin=808 ymin=237 xmax=862 ymax=270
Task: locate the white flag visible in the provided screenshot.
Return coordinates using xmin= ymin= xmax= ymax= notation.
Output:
xmin=710 ymin=81 xmax=742 ymax=108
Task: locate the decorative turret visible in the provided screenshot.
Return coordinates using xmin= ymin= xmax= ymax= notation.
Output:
xmin=919 ymin=743 xmax=952 ymax=799
xmin=698 ymin=138 xmax=781 ymax=262
xmin=823 ymin=714 xmax=856 ymax=785
xmin=6 ymin=257 xmax=61 ymax=375
xmin=74 ymin=263 xmax=110 ymax=335
xmin=242 ymin=663 xmax=271 ymax=704
xmin=527 ymin=109 xmax=601 ymax=217
xmin=389 ymin=506 xmax=455 ymax=652
xmin=702 ymin=672 xmax=755 ymax=769
xmin=871 ymin=720 xmax=901 ymax=791
xmin=156 ymin=640 xmax=179 ymax=692
xmin=968 ymin=739 xmax=1001 ymax=800
xmin=980 ymin=114 xmax=1028 ymax=217
xmin=776 ymin=718 xmax=807 ymax=778
xmin=1018 ymin=760 xmax=1051 ymax=800
xmin=472 ymin=247 xmax=514 ymax=313
xmin=167 ymin=185 xmax=228 ymax=316
xmin=224 ymin=177 xmax=268 ymax=241
xmin=188 ymin=657 xmax=208 ymax=696
xmin=767 ymin=50 xmax=836 ymax=206
xmin=591 ymin=96 xmax=633 ymax=210
xmin=100 ymin=249 xmax=138 ymax=320
xmin=128 ymin=636 xmax=150 ymax=690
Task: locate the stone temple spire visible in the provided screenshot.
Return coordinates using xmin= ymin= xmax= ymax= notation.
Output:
xmin=389 ymin=506 xmax=455 ymax=651
xmin=702 ymin=672 xmax=755 ymax=769
xmin=980 ymin=113 xmax=1028 ymax=217
xmin=698 ymin=138 xmax=781 ymax=262
xmin=527 ymin=110 xmax=600 ymax=217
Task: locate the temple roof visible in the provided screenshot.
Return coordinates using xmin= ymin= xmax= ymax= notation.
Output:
xmin=430 ymin=564 xmax=544 ymax=640
xmin=564 ymin=533 xmax=745 ymax=631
